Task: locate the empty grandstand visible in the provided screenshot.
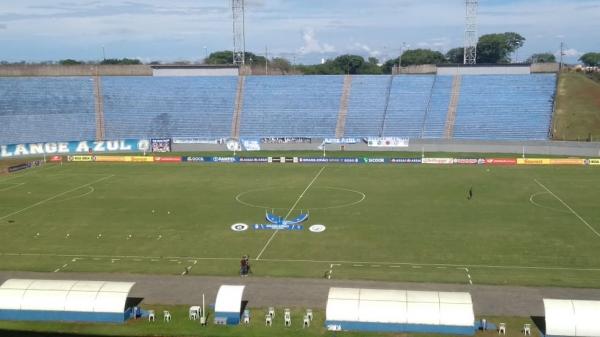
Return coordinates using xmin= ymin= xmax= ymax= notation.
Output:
xmin=0 ymin=73 xmax=557 ymax=144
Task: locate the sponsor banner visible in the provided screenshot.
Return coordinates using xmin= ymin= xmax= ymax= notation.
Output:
xmin=253 ymin=224 xmax=304 ymax=231
xmin=225 ymin=139 xmax=242 ymax=152
xmin=239 ymin=157 xmax=269 ymax=163
xmin=94 ymin=156 xmax=154 ymax=163
xmin=453 ymin=158 xmax=484 ymax=165
xmin=154 ymin=156 xmax=182 ymax=163
xmin=0 ymin=139 xmax=150 ymax=159
xmin=422 ymin=158 xmax=454 ymax=165
xmin=589 ymin=159 xmax=600 ymax=166
xmin=362 ymin=158 xmax=387 ymax=164
xmin=183 ymin=156 xmax=205 ymax=163
xmin=366 ymin=137 xmax=409 ymax=148
xmin=485 ymin=158 xmax=517 ymax=165
xmin=242 ymin=140 xmax=261 ymax=151
xmin=549 ymin=158 xmax=586 ymax=165
xmin=260 ymin=137 xmax=312 ymax=144
xmin=172 ymin=138 xmax=224 ymax=144
xmin=297 ymin=158 xmax=360 ymax=164
xmin=390 ymin=158 xmax=422 ymax=164
xmin=322 ymin=138 xmax=360 ymax=145
xmin=517 ymin=158 xmax=551 ymax=165
xmin=151 ymin=139 xmax=172 ymax=153
xmin=209 ymin=157 xmax=239 ymax=163
xmin=68 ymin=155 xmax=94 ymax=162
xmin=8 ymin=163 xmax=28 ymax=173
xmin=48 ymin=156 xmax=63 ymax=162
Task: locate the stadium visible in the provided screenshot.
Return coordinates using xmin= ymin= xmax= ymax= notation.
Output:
xmin=1 ymin=0 xmax=600 ymax=336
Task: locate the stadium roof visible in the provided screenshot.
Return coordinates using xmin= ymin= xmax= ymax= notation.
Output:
xmin=0 ymin=279 xmax=135 ymax=313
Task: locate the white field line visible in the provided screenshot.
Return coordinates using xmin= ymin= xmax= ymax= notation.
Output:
xmin=534 ymin=179 xmax=600 ymax=239
xmin=256 ymin=166 xmax=326 ymax=260
xmin=0 ymin=175 xmax=114 ymax=222
xmin=0 ymin=163 xmax=61 ymax=183
xmin=3 ymin=252 xmax=600 ymax=272
xmin=0 ymin=182 xmax=25 ymax=192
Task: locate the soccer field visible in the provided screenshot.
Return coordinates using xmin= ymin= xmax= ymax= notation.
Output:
xmin=1 ymin=161 xmax=599 ymax=288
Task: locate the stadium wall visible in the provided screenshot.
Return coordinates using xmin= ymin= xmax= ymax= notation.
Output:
xmin=0 ymin=65 xmax=152 ymax=77
xmin=172 ymin=139 xmax=600 ymax=157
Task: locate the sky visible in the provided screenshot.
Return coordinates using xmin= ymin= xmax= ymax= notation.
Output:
xmin=0 ymin=0 xmax=599 ymax=64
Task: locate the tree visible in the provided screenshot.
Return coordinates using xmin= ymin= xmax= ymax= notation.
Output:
xmin=477 ymin=32 xmax=525 ymax=63
xmin=332 ymin=54 xmax=365 ymax=74
xmin=580 ymin=53 xmax=600 ymax=67
xmin=527 ymin=53 xmax=556 ymax=63
xmin=100 ymin=58 xmax=141 ymax=65
xmin=59 ymin=59 xmax=84 ymax=65
xmin=204 ymin=50 xmax=266 ymax=66
xmin=270 ymin=57 xmax=292 ymax=73
xmin=446 ymin=48 xmax=464 ymax=64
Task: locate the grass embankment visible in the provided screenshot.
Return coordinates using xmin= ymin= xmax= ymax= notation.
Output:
xmin=553 ymin=72 xmax=600 ymax=141
xmin=0 ymin=306 xmax=539 ymax=337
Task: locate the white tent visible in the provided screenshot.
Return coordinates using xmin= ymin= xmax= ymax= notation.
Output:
xmin=214 ymin=285 xmax=245 ymax=325
xmin=326 ymin=288 xmax=474 ymax=335
xmin=0 ymin=279 xmax=135 ymax=323
xmin=545 ymin=299 xmax=600 ymax=337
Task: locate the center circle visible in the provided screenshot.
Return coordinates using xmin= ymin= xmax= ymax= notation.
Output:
xmin=235 ymin=186 xmax=366 ymax=210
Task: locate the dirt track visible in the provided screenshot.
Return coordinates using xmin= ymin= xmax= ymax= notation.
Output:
xmin=2 ymin=271 xmax=600 ymax=317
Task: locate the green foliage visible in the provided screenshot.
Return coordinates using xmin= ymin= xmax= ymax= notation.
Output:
xmin=477 ymin=32 xmax=525 ymax=64
xmin=270 ymin=57 xmax=292 ymax=73
xmin=299 ymin=54 xmax=382 ymax=75
xmin=579 ymin=52 xmax=600 ymax=67
xmin=58 ymin=59 xmax=84 ymax=65
xmin=400 ymin=49 xmax=446 ymax=66
xmin=527 ymin=53 xmax=556 ymax=63
xmin=100 ymin=58 xmax=142 ymax=65
xmin=205 ymin=50 xmax=266 ymax=66
xmin=446 ymin=47 xmax=465 ymax=64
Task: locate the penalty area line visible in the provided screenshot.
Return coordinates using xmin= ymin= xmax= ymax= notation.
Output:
xmin=0 ymin=175 xmax=114 ymax=222
xmin=534 ymin=179 xmax=600 ymax=239
xmin=256 ymin=166 xmax=326 ymax=260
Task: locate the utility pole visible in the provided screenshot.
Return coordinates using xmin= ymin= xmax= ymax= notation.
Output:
xmin=232 ymin=0 xmax=246 ymax=66
xmin=559 ymin=42 xmax=565 ymax=71
xmin=464 ymin=0 xmax=479 ymax=64
xmin=265 ymin=45 xmax=269 ymax=75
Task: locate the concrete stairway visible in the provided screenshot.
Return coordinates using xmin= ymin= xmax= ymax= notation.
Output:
xmin=93 ymin=74 xmax=105 ymax=141
xmin=444 ymin=75 xmax=462 ymax=139
xmin=335 ymin=75 xmax=353 ymax=138
xmin=230 ymin=75 xmax=246 ymax=139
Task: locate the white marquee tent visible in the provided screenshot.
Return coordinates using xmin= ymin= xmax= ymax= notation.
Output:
xmin=325 ymin=288 xmax=475 ymax=335
xmin=545 ymin=299 xmax=600 ymax=337
xmin=0 ymin=279 xmax=135 ymax=323
xmin=214 ymin=285 xmax=245 ymax=325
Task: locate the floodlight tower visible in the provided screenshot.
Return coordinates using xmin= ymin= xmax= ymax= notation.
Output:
xmin=463 ymin=0 xmax=478 ymax=64
xmin=232 ymin=0 xmax=246 ymax=66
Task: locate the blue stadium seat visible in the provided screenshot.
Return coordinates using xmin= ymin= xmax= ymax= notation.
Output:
xmin=383 ymin=75 xmax=435 ymax=137
xmin=422 ymin=76 xmax=453 ymax=138
xmin=0 ymin=77 xmax=96 ymax=144
xmin=453 ymin=74 xmax=556 ymax=140
xmin=102 ymin=76 xmax=237 ymax=139
xmin=345 ymin=76 xmax=389 ymax=137
xmin=239 ymin=76 xmax=342 ymax=138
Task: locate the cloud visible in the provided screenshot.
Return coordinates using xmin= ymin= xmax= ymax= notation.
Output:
xmin=299 ymin=28 xmax=335 ymax=55
xmin=352 ymin=43 xmax=381 ymax=57
xmin=0 ymin=23 xmax=6 ymax=30
xmin=556 ymin=48 xmax=582 ymax=58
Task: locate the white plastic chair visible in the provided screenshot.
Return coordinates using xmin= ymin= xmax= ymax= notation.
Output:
xmin=163 ymin=311 xmax=171 ymax=322
xmin=303 ymin=315 xmax=310 ymax=328
xmin=148 ymin=310 xmax=155 ymax=322
xmin=499 ymin=323 xmax=506 ymax=335
xmin=265 ymin=314 xmax=272 ymax=326
xmin=523 ymin=323 xmax=531 ymax=336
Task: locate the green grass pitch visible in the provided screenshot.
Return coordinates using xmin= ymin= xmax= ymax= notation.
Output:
xmin=1 ymin=161 xmax=600 ymax=288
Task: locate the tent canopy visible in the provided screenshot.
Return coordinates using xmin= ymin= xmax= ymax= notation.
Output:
xmin=0 ymin=279 xmax=135 ymax=314
xmin=215 ymin=285 xmax=245 ymax=314
xmin=545 ymin=299 xmax=600 ymax=337
xmin=326 ymin=288 xmax=474 ymax=327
